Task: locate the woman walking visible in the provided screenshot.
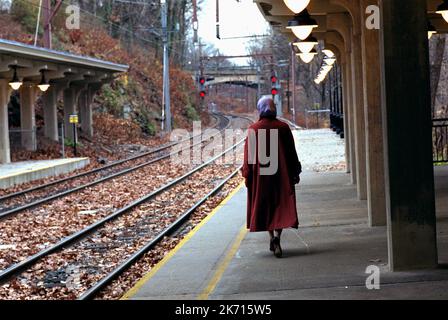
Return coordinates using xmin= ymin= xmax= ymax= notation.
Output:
xmin=242 ymin=96 xmax=302 ymax=258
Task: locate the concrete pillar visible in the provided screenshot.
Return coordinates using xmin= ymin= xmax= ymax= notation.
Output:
xmin=42 ymin=86 xmax=59 ymax=142
xmin=341 ymin=62 xmax=351 ymax=174
xmin=63 ymin=87 xmax=76 ymax=142
xmin=351 ymin=30 xmax=367 ymax=200
xmin=0 ymin=79 xmax=11 ymax=164
xmin=379 ymin=0 xmax=438 ymax=270
xmin=19 ymin=85 xmax=37 ymax=151
xmin=345 ymin=53 xmax=357 ymax=184
xmin=78 ymin=90 xmax=93 ymax=137
xmin=360 ymin=0 xmax=386 ymax=226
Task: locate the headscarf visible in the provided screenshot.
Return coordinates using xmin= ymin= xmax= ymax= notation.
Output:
xmin=257 ymin=96 xmax=277 ymax=118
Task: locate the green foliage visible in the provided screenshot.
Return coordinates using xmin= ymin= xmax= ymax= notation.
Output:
xmin=146 ymin=121 xmax=156 ymax=136
xmin=184 ymin=104 xmax=199 ymax=121
xmin=10 ymin=0 xmax=39 ymax=32
xmin=64 ymin=138 xmax=83 ymax=148
xmin=134 ymin=107 xmax=158 ymax=136
xmin=101 ymin=83 xmax=128 ymax=117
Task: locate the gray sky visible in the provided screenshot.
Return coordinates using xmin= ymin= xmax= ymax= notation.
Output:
xmin=197 ymin=0 xmax=269 ymax=63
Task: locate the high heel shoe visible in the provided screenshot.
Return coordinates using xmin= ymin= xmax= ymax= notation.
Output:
xmin=272 ymin=237 xmax=282 ymax=258
xmin=269 ymin=238 xmax=275 ymax=252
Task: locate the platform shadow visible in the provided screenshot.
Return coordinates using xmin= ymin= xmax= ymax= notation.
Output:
xmin=279 ymin=247 xmax=334 ymax=259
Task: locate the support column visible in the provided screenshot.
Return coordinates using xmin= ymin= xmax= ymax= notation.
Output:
xmin=361 ymin=0 xmax=386 ymax=226
xmin=63 ymin=87 xmax=76 ymax=142
xmin=345 ymin=53 xmax=357 ymax=184
xmin=79 ymin=90 xmax=93 ymax=137
xmin=379 ymin=0 xmax=438 ymax=270
xmin=341 ymin=62 xmax=351 ymax=174
xmin=19 ymin=85 xmax=37 ymax=151
xmin=42 ymin=86 xmax=59 ymax=142
xmin=351 ymin=30 xmax=367 ymax=200
xmin=0 ymin=79 xmax=11 ymax=164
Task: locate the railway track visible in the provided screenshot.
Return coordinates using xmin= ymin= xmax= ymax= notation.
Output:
xmin=0 ymin=113 xmax=251 ymax=300
xmin=0 ymin=113 xmax=230 ymax=220
xmin=0 ymin=113 xmax=238 ymax=274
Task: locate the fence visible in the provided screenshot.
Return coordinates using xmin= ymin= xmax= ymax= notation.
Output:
xmin=9 ymin=127 xmax=37 ymax=151
xmin=433 ymin=118 xmax=448 ymax=163
xmin=9 ymin=124 xmax=66 ymax=158
xmin=304 ymin=109 xmax=330 ymax=129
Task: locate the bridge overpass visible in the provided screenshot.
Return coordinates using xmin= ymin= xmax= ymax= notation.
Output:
xmin=190 ymin=68 xmax=266 ymax=88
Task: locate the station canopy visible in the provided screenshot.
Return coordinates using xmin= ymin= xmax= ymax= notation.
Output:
xmin=254 ymin=0 xmax=448 ymax=41
xmin=0 ymin=38 xmax=128 ymax=88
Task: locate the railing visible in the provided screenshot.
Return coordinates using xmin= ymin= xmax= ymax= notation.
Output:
xmin=330 ymin=112 xmax=344 ymax=138
xmin=9 ymin=127 xmax=37 ymax=151
xmin=433 ymin=118 xmax=448 ymax=163
xmin=304 ymin=109 xmax=330 ymax=129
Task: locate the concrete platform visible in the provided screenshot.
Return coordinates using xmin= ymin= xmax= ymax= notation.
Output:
xmin=125 ymin=128 xmax=448 ymax=300
xmin=125 ymin=167 xmax=448 ymax=300
xmin=0 ymin=158 xmax=89 ymax=189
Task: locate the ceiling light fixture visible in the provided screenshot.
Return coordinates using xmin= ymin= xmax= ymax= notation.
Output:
xmin=287 ymin=9 xmax=318 ymax=40
xmin=9 ymin=66 xmax=22 ymax=90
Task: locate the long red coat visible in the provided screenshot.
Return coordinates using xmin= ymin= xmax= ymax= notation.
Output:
xmin=242 ymin=117 xmax=302 ymax=232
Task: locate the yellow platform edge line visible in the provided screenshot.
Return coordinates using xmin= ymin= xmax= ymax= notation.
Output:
xmin=120 ymin=181 xmax=245 ymax=300
xmin=197 ymin=225 xmax=248 ymax=300
xmin=0 ymin=158 xmax=89 ymax=180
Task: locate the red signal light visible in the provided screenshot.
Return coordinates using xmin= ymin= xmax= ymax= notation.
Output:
xmin=271 ymin=88 xmax=278 ymax=95
xmin=271 ymin=76 xmax=277 ymax=83
xmin=199 ymin=77 xmax=205 ymax=85
xmin=200 ymin=91 xmax=206 ymax=98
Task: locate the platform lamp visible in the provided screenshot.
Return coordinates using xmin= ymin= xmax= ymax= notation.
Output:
xmin=428 ymin=21 xmax=437 ymax=39
xmin=322 ymin=49 xmax=335 ymax=58
xmin=283 ymin=0 xmax=310 ymax=14
xmin=9 ymin=66 xmax=22 ymax=90
xmin=324 ymin=56 xmax=336 ymax=66
xmin=437 ymin=0 xmax=448 ymax=23
xmin=286 ymin=9 xmax=318 ymax=40
xmin=321 ymin=64 xmax=333 ymax=74
xmin=293 ymin=35 xmax=318 ymax=53
xmin=297 ymin=48 xmax=317 ymax=63
xmin=37 ymin=70 xmax=50 ymax=92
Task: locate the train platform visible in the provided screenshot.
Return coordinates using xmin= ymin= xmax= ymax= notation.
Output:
xmin=123 ymin=128 xmax=448 ymax=300
xmin=124 ymin=167 xmax=448 ymax=300
xmin=0 ymin=158 xmax=90 ymax=189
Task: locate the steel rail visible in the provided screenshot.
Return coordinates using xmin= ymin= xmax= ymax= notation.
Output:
xmin=0 ymin=137 xmax=245 ymax=284
xmin=0 ymin=115 xmax=231 ymax=220
xmin=78 ymin=166 xmax=242 ymax=300
xmin=0 ymin=113 xmax=225 ymax=203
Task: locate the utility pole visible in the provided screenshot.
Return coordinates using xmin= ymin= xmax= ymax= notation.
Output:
xmin=287 ymin=59 xmax=291 ymax=114
xmin=161 ymin=0 xmax=171 ymax=132
xmin=42 ymin=0 xmax=51 ymax=48
xmin=42 ymin=0 xmax=63 ymax=49
xmin=199 ymin=41 xmax=205 ymax=110
xmin=192 ymin=0 xmax=198 ymax=43
xmin=216 ymin=0 xmax=220 ymax=39
xmin=291 ymin=43 xmax=296 ymax=124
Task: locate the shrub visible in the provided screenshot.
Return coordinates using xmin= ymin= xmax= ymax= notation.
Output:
xmin=184 ymin=104 xmax=199 ymax=121
xmin=101 ymin=83 xmax=127 ymax=117
xmin=10 ymin=0 xmax=38 ymax=32
xmin=146 ymin=121 xmax=156 ymax=136
xmin=64 ymin=138 xmax=83 ymax=148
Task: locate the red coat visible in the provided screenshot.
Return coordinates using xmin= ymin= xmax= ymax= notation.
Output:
xmin=242 ymin=117 xmax=302 ymax=232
